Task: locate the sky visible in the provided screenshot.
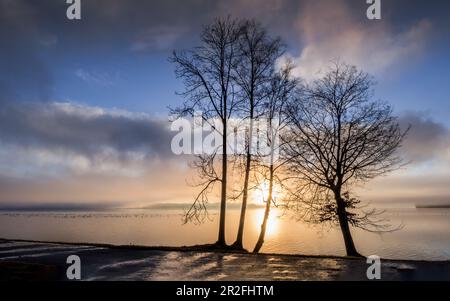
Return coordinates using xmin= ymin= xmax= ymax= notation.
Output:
xmin=0 ymin=0 xmax=449 ymax=208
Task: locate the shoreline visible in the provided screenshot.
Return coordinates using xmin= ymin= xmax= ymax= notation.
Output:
xmin=1 ymin=237 xmax=449 ymax=264
xmin=1 ymin=238 xmax=450 ymax=280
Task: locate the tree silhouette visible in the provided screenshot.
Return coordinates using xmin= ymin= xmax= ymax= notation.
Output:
xmin=170 ymin=17 xmax=241 ymax=246
xmin=232 ymin=20 xmax=284 ymax=249
xmin=284 ymin=62 xmax=408 ymax=257
xmin=253 ymin=63 xmax=298 ymax=253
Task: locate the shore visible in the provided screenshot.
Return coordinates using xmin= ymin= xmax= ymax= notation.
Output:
xmin=0 ymin=238 xmax=449 ymax=281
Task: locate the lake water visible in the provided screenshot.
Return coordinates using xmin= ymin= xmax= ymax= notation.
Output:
xmin=0 ymin=208 xmax=449 ymax=261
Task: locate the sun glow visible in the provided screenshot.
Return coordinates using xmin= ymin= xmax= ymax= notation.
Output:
xmin=252 ymin=181 xmax=283 ymax=205
xmin=252 ymin=181 xmax=282 ymax=237
xmin=255 ymin=208 xmax=279 ymax=237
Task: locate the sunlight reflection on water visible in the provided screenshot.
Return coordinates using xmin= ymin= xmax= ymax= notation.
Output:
xmin=0 ymin=208 xmax=449 ymax=260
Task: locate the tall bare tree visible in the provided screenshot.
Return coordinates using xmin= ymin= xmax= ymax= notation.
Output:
xmin=232 ymin=20 xmax=284 ymax=249
xmin=285 ymin=63 xmax=407 ymax=257
xmin=253 ymin=63 xmax=298 ymax=253
xmin=170 ymin=18 xmax=241 ymax=246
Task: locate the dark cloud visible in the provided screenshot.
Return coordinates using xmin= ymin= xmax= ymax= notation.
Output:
xmin=0 ymin=102 xmax=173 ymax=161
xmin=2 ymin=0 xmax=446 ymax=50
xmin=0 ymin=0 xmax=54 ymax=103
xmin=399 ymin=112 xmax=450 ymax=162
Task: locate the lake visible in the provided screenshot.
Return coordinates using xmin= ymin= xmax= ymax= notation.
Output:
xmin=0 ymin=207 xmax=449 ymax=261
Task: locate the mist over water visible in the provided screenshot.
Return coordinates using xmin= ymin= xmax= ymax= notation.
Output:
xmin=0 ymin=207 xmax=449 ymax=261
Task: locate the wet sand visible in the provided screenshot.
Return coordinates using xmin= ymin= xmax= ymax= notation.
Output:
xmin=0 ymin=239 xmax=449 ymax=281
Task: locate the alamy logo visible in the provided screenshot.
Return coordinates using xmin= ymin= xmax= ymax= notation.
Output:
xmin=366 ymin=0 xmax=381 ymax=20
xmin=66 ymin=0 xmax=81 ymax=20
xmin=366 ymin=255 xmax=381 ymax=280
xmin=66 ymin=255 xmax=81 ymax=280
xmin=170 ymin=113 xmax=281 ymax=162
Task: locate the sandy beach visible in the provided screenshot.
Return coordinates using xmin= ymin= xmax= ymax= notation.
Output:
xmin=1 ymin=239 xmax=449 ymax=281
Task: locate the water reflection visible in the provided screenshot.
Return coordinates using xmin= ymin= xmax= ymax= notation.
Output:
xmin=0 ymin=208 xmax=449 ymax=260
xmin=254 ymin=208 xmax=279 ymax=237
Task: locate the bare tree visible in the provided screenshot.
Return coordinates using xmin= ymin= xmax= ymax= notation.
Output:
xmin=182 ymin=152 xmax=219 ymax=225
xmin=170 ymin=17 xmax=241 ymax=247
xmin=231 ymin=20 xmax=284 ymax=249
xmin=284 ymin=62 xmax=408 ymax=257
xmin=253 ymin=63 xmax=298 ymax=253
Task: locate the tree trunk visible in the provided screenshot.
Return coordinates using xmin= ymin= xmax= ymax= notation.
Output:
xmin=216 ymin=119 xmax=227 ymax=246
xmin=232 ymin=114 xmax=254 ymax=249
xmin=334 ymin=191 xmax=362 ymax=257
xmin=232 ymin=147 xmax=251 ymax=249
xmin=253 ymin=165 xmax=274 ymax=253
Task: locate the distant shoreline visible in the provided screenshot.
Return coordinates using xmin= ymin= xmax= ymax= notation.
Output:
xmin=415 ymin=204 xmax=450 ymax=209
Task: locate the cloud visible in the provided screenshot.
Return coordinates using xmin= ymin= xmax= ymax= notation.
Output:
xmin=130 ymin=25 xmax=188 ymax=52
xmin=0 ymin=102 xmax=175 ymax=177
xmin=283 ymin=0 xmax=432 ymax=80
xmin=1 ymin=0 xmax=441 ymax=100
xmin=358 ymin=171 xmax=450 ymax=206
xmin=399 ymin=112 xmax=450 ymax=163
xmin=214 ymin=0 xmax=286 ymax=19
xmin=0 ymin=160 xmax=195 ymax=205
xmin=74 ymin=69 xmax=120 ymax=86
xmin=357 ymin=112 xmax=450 ymax=206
